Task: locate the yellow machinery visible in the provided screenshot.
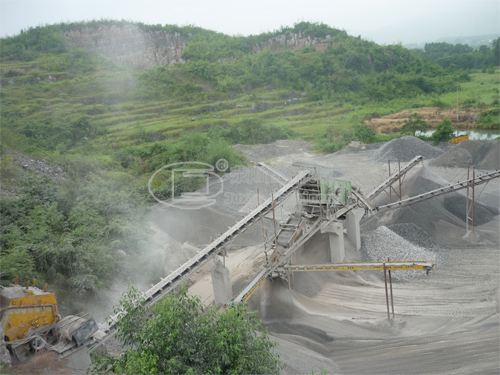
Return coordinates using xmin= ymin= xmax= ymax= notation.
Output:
xmin=1 ymin=278 xmax=99 ymax=366
xmin=231 ymin=261 xmax=436 ymax=305
xmin=449 ymin=134 xmax=469 ymax=144
xmin=0 ymin=279 xmax=61 ymax=346
xmin=281 ymin=261 xmax=436 ymax=273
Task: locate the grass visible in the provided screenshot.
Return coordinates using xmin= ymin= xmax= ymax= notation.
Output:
xmin=2 ymin=53 xmax=499 ymax=154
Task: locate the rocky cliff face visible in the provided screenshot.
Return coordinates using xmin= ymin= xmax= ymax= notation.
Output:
xmin=253 ymin=32 xmax=319 ymax=52
xmin=63 ymin=26 xmax=320 ymax=69
xmin=63 ymin=25 xmax=189 ymax=69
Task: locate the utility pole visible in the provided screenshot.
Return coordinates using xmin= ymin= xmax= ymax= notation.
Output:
xmin=456 ymin=85 xmax=460 ymax=135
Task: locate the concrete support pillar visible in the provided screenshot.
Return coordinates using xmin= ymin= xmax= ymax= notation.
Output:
xmin=288 ymin=246 xmax=302 ymax=290
xmin=211 ymin=258 xmax=233 ymax=307
xmin=321 ymin=222 xmax=345 ymax=262
xmin=346 ymin=208 xmax=364 ymax=251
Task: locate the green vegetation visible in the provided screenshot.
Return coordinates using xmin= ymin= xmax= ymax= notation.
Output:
xmin=0 ymin=168 xmax=155 ymax=302
xmin=414 ymin=39 xmax=500 ymax=71
xmin=90 ymin=285 xmax=284 ymax=374
xmin=477 ymin=108 xmax=500 ymax=129
xmin=432 ymin=118 xmax=455 ymax=144
xmin=401 ymin=113 xmax=428 ymax=136
xmin=0 ymin=20 xmax=499 ymax=303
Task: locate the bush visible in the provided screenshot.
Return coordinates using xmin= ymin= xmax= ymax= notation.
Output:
xmin=353 ymin=124 xmax=376 ymax=143
xmin=315 ymin=126 xmax=354 ymax=153
xmin=401 ymin=113 xmax=428 ymax=136
xmin=89 ymin=285 xmax=284 ymax=375
xmin=432 ymin=118 xmax=454 ymax=144
xmin=431 ymin=98 xmax=447 ymax=109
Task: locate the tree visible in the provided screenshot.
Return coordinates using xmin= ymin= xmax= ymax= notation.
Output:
xmin=432 ymin=118 xmax=455 ymax=144
xmin=89 ymin=285 xmax=284 ymax=375
xmin=401 ymin=113 xmax=428 ymax=136
xmin=353 ymin=124 xmax=377 ymax=143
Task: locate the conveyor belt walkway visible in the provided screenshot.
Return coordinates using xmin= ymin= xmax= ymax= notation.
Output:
xmin=371 ymin=169 xmax=500 ymax=214
xmin=278 ymin=261 xmax=436 ymax=272
xmin=367 ymin=155 xmax=423 ymax=199
xmin=233 ymin=200 xmax=362 ymax=304
xmin=100 ymin=170 xmax=312 ymax=333
xmin=231 ymin=219 xmax=326 ymax=304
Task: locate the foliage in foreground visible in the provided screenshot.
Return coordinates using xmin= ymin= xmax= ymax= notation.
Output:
xmin=90 ymin=285 xmax=284 ymax=375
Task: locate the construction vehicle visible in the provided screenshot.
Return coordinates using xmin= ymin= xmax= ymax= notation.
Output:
xmin=0 ymin=277 xmax=100 ymax=367
xmin=449 ymin=134 xmax=469 ymax=144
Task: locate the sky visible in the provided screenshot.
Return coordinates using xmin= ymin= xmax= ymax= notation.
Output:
xmin=0 ymin=0 xmax=499 ymax=44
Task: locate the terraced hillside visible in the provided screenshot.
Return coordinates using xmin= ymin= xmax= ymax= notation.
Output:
xmin=0 ymin=20 xmax=498 ymax=310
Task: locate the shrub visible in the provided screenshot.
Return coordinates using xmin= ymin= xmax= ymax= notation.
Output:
xmin=89 ymin=285 xmax=284 ymax=375
xmin=431 ymin=98 xmax=447 ymax=109
xmin=401 ymin=113 xmax=428 ymax=136
xmin=353 ymin=124 xmax=377 ymax=143
xmin=432 ymin=118 xmax=454 ymax=144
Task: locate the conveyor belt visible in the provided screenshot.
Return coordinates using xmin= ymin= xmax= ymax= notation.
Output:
xmin=367 ymin=155 xmax=423 ymax=199
xmin=257 ymin=162 xmax=289 ymax=183
xmin=232 ymin=200 xmax=363 ymax=304
xmin=371 ymin=169 xmax=500 ymax=215
xmin=278 ymin=261 xmax=436 ymax=272
xmin=232 ymin=218 xmax=326 ymax=304
xmin=100 ymin=170 xmax=312 ymax=333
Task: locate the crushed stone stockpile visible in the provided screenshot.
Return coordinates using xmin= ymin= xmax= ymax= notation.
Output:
xmin=431 ymin=139 xmax=500 ymax=170
xmin=388 ymin=222 xmax=440 ymax=249
xmin=360 ymin=225 xmax=440 ymax=281
xmin=370 ymin=136 xmax=444 ymax=162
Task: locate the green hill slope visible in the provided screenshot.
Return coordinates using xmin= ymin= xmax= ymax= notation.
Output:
xmin=0 ymin=21 xmax=498 ymax=304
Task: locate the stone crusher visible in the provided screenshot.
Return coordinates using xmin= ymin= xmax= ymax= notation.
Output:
xmin=0 ymin=278 xmax=100 ymax=366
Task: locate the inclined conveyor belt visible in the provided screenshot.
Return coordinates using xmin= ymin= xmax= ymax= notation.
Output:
xmin=100 ymin=170 xmax=312 ymax=333
xmin=257 ymin=162 xmax=290 ymax=183
xmin=231 ymin=201 xmax=361 ymax=304
xmin=371 ymin=169 xmax=500 ymax=215
xmin=367 ymin=155 xmax=423 ymax=199
xmin=231 ymin=219 xmax=326 ymax=304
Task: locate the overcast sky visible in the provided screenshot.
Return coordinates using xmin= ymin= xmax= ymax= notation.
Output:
xmin=1 ymin=0 xmax=499 ymax=44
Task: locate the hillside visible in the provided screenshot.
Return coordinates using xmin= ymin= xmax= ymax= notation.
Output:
xmin=0 ymin=20 xmax=499 ymax=309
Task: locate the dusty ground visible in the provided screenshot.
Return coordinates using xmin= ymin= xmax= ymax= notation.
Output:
xmin=94 ymin=138 xmax=499 ymax=374
xmin=364 ymin=107 xmax=487 ymax=134
xmin=154 ymin=138 xmax=500 ymax=375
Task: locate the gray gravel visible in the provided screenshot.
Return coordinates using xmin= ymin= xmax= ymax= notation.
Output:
xmin=370 ymin=136 xmax=444 ymax=162
xmin=360 ymin=225 xmax=440 ymax=281
xmin=388 ymin=223 xmax=440 ymax=249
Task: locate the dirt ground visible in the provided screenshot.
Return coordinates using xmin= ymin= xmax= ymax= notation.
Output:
xmin=89 ymin=137 xmax=499 ymax=375
xmin=364 ymin=107 xmax=487 ymax=134
xmin=159 ymin=138 xmax=500 ymax=375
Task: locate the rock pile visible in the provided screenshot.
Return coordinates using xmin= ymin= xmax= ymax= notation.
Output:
xmin=371 ymin=136 xmax=444 ymax=162
xmin=431 ymin=139 xmax=499 ymax=170
xmin=360 ymin=225 xmax=440 ymax=281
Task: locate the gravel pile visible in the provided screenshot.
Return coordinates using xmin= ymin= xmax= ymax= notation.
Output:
xmin=472 ymin=140 xmax=500 ymax=170
xmin=370 ymin=136 xmax=444 ymax=162
xmin=360 ymin=225 xmax=440 ymax=281
xmin=388 ymin=223 xmax=439 ymax=249
xmin=431 ymin=140 xmax=500 ymax=170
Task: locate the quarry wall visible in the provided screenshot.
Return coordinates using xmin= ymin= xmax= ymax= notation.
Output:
xmin=63 ymin=25 xmax=189 ymax=69
xmin=252 ymin=31 xmax=319 ymax=52
xmin=62 ymin=26 xmax=323 ymax=68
